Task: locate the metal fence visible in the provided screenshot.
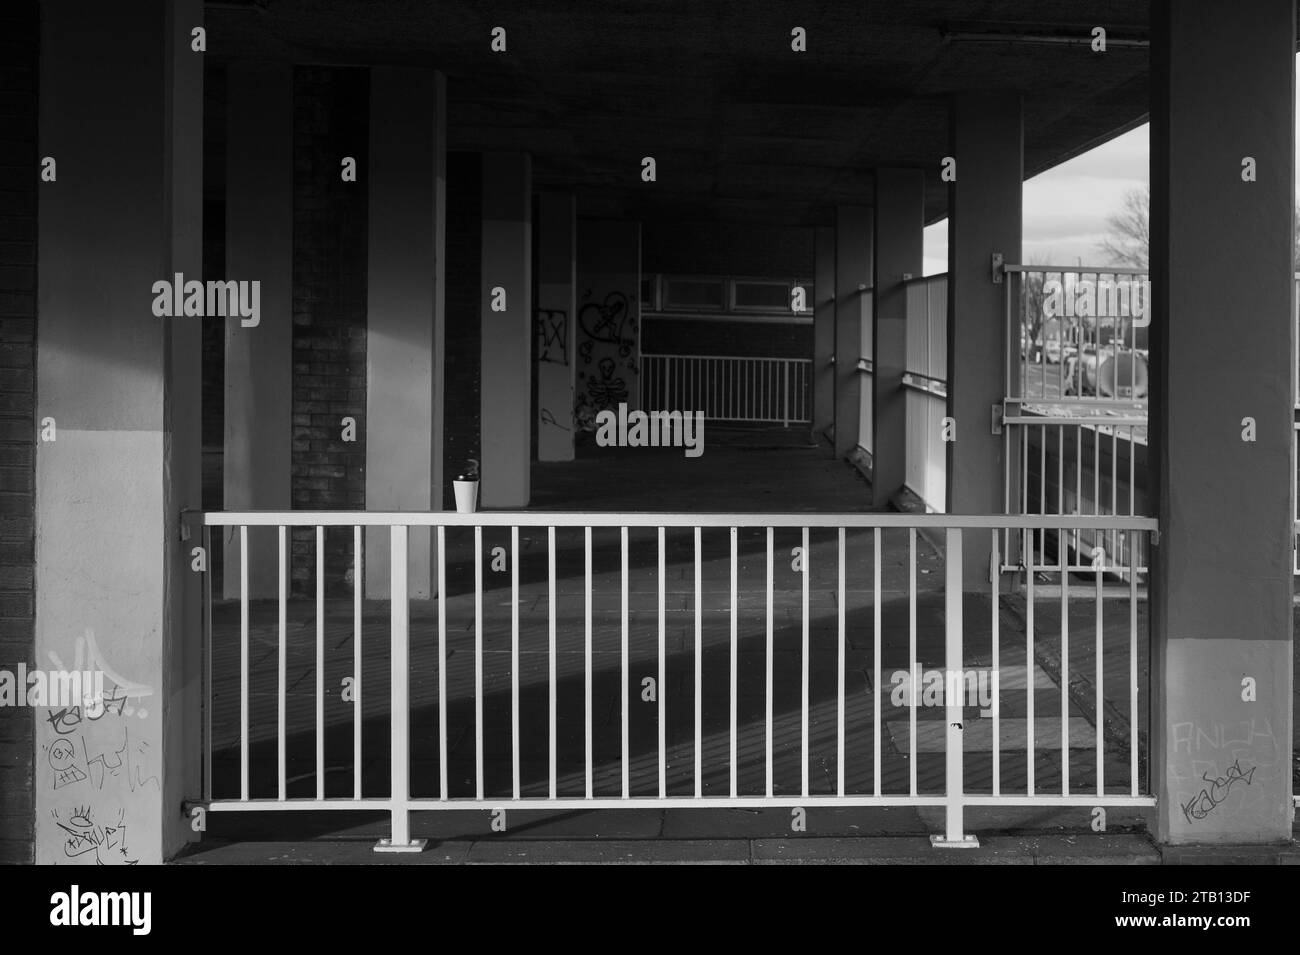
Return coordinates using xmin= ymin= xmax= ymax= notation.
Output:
xmin=639 ymin=354 xmax=811 ymax=426
xmin=197 ymin=510 xmax=1155 ymax=850
xmin=1001 ymin=264 xmax=1151 ymax=577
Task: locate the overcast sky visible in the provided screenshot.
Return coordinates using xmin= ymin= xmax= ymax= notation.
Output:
xmin=921 ymin=57 xmax=1300 ymax=274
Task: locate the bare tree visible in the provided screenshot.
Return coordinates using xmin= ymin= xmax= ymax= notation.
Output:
xmin=1099 ymin=184 xmax=1300 ymax=271
xmin=1097 ymin=186 xmax=1149 ymax=269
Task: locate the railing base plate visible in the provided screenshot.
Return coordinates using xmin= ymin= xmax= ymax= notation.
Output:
xmin=374 ymin=838 xmax=428 ymax=854
xmin=930 ymin=834 xmax=980 ymax=849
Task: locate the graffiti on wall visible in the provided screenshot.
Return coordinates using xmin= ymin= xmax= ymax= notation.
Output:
xmin=535 ymin=308 xmax=568 ymax=365
xmin=575 ymin=286 xmax=638 ymax=429
xmin=39 ymin=628 xmax=157 ymax=865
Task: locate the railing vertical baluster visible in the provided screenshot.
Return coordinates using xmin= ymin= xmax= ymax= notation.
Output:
xmin=512 ymin=525 xmax=520 ymax=799
xmin=353 ymin=524 xmax=362 ymax=801
xmin=1058 ymin=426 xmax=1065 ymax=515
xmin=376 ymin=524 xmax=422 ymax=851
xmin=1111 ymin=427 xmax=1119 ymax=562
xmin=933 ymin=527 xmax=975 ymax=847
xmin=474 ymin=526 xmax=483 ymax=800
xmin=549 ymin=526 xmax=557 ymax=800
xmin=621 ymin=526 xmax=630 ymax=799
xmin=1093 ymin=424 xmax=1101 ymax=519
xmin=765 ymin=525 xmax=774 ymax=797
xmin=203 ymin=525 xmax=213 ymax=804
xmin=437 ymin=526 xmax=448 ymax=801
xmin=837 ymin=527 xmax=845 ymax=797
xmin=694 ymin=526 xmax=703 ymax=799
xmin=1060 ymin=525 xmax=1069 ymax=795
xmin=278 ymin=525 xmax=287 ymax=801
xmin=1128 ymin=425 xmax=1135 ymax=517
xmin=873 ymin=528 xmax=881 ymax=797
xmin=783 ymin=361 xmax=790 ymax=427
xmin=1026 ymin=526 xmax=1035 ymax=795
xmin=240 ymin=525 xmax=248 ymax=802
xmin=801 ymin=526 xmax=810 ymax=798
xmin=1021 ymin=427 xmax=1030 ymax=566
xmin=316 ymin=525 xmax=324 ymax=801
xmin=658 ymin=526 xmax=667 ymax=799
xmin=585 ymin=526 xmax=593 ymax=800
xmin=729 ymin=527 xmax=738 ymax=798
xmin=1096 ymin=529 xmax=1104 ymax=796
xmin=1129 ymin=539 xmax=1138 ymax=797
xmin=1039 ymin=425 xmax=1046 ymax=566
xmin=991 ymin=529 xmax=1000 ymax=798
xmin=908 ymin=528 xmax=917 ymax=798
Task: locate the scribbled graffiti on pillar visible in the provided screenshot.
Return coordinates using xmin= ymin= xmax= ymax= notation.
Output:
xmin=577 ymin=290 xmax=636 ymax=362
xmin=576 ymin=287 xmax=638 ymax=429
xmin=52 ymin=804 xmax=138 ymax=865
xmin=535 ymin=309 xmax=568 ymax=365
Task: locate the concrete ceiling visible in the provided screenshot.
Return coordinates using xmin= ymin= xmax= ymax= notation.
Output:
xmin=207 ymin=0 xmax=1159 ymax=226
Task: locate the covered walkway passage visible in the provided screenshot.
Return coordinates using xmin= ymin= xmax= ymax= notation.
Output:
xmin=5 ymin=0 xmax=1297 ymax=864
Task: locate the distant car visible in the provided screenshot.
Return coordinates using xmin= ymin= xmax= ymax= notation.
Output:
xmin=1062 ymin=345 xmax=1149 ymax=399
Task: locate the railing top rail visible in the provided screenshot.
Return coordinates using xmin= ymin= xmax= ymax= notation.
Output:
xmin=903 ymin=370 xmax=948 ymax=385
xmin=639 ymin=353 xmax=812 ymax=364
xmin=1002 ymin=262 xmax=1149 ymax=276
xmin=193 ymin=510 xmax=1158 ymax=531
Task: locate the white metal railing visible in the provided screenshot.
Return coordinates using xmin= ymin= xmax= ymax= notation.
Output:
xmin=1001 ymin=264 xmax=1151 ymax=576
xmin=904 ymin=275 xmax=949 ymax=512
xmin=639 ymin=354 xmax=811 ymax=426
xmin=194 ymin=510 xmax=1155 ymax=850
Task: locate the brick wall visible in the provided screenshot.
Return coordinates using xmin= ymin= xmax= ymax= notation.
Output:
xmin=0 ymin=0 xmax=37 ymax=865
xmin=442 ymin=151 xmax=482 ymax=508
xmin=642 ymin=221 xmax=815 ymax=278
xmin=291 ymin=67 xmax=368 ymax=594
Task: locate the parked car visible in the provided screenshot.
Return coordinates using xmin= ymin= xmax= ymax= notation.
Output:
xmin=1062 ymin=344 xmax=1149 ymax=398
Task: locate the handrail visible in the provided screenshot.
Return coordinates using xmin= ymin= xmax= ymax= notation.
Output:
xmin=1002 ymin=262 xmax=1149 ymax=276
xmin=901 ymin=272 xmax=948 ymax=286
xmin=196 ymin=510 xmax=1158 ymax=531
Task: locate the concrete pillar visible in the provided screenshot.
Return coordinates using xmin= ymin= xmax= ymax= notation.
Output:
xmin=480 ymin=152 xmax=532 ymax=508
xmin=535 ymin=192 xmax=577 ymax=461
xmin=946 ymin=93 xmax=1022 ymax=588
xmin=222 ymin=62 xmax=292 ymax=599
xmin=834 ymin=206 xmax=872 ymax=460
xmin=1149 ymin=0 xmax=1295 ymax=844
xmin=812 ymin=226 xmax=835 ymax=438
xmin=364 ymin=69 xmax=445 ymax=598
xmin=872 ymin=168 xmax=924 ymax=504
xmin=35 ymin=0 xmax=203 ymax=864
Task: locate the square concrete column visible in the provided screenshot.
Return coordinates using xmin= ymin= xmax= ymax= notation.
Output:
xmin=480 ymin=152 xmax=532 ymax=508
xmin=35 ymin=0 xmax=203 ymax=864
xmin=222 ymin=62 xmax=292 ymax=599
xmin=946 ymin=93 xmax=1022 ymax=588
xmin=1149 ymin=0 xmax=1295 ymax=844
xmin=834 ymin=206 xmax=872 ymax=460
xmin=535 ymin=192 xmax=577 ymax=461
xmin=364 ymin=69 xmax=446 ymax=598
xmin=812 ymin=226 xmax=835 ymax=438
xmin=872 ymin=168 xmax=924 ymax=504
